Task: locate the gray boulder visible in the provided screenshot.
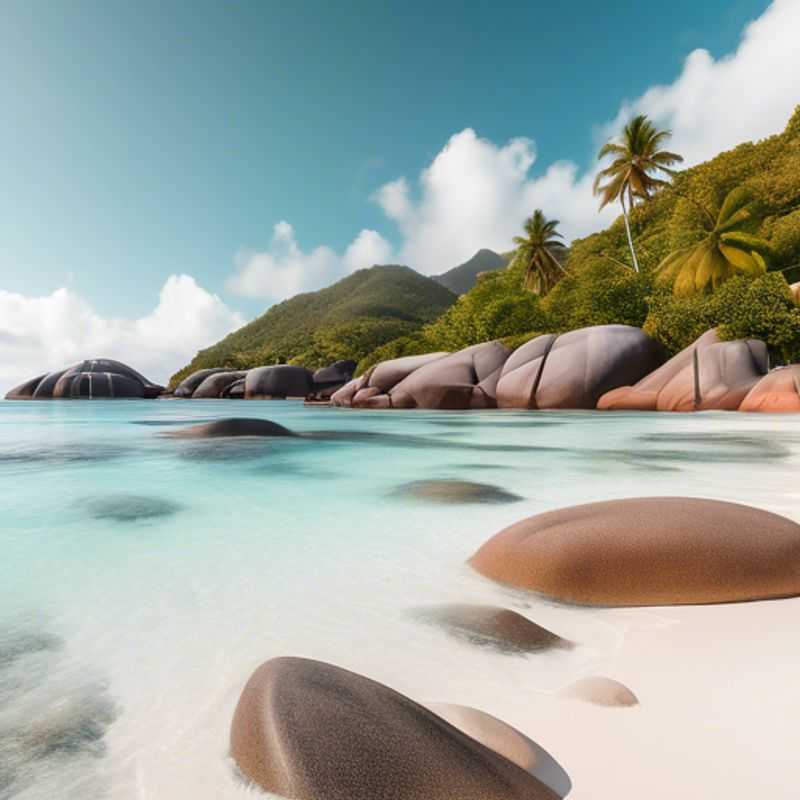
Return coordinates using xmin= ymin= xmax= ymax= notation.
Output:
xmin=245 ymin=365 xmax=315 ymax=399
xmin=173 ymin=368 xmax=230 ymax=398
xmin=192 ymin=371 xmax=248 ymax=399
xmin=497 ymin=325 xmax=664 ymax=409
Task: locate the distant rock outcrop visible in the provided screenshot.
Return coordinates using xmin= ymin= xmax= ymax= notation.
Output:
xmin=5 ymin=360 xmax=164 ymax=400
xmin=230 ymin=657 xmax=558 ymax=800
xmin=191 ymin=370 xmax=248 ymax=399
xmin=245 ymin=365 xmax=315 ymax=399
xmin=173 ymin=368 xmax=229 ymax=398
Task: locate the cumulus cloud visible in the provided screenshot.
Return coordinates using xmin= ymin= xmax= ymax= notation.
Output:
xmin=226 ymin=221 xmax=393 ymax=300
xmin=369 ymin=0 xmax=800 ymax=273
xmin=0 ymin=275 xmax=244 ymax=394
xmin=606 ymin=0 xmax=800 ymax=166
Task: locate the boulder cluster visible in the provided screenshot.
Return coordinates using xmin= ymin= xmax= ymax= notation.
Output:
xmin=228 ymin=495 xmax=800 ymax=798
xmin=332 ymin=324 xmax=800 ymax=412
xmin=5 ymin=359 xmax=164 ymax=400
xmin=173 ymin=360 xmax=356 ymax=401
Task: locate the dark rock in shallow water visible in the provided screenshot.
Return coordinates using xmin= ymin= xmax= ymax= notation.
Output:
xmin=411 ymin=604 xmax=572 ymax=655
xmin=81 ymin=494 xmax=183 ymax=523
xmin=164 ymin=418 xmax=295 ymax=439
xmin=230 ymin=657 xmax=558 ymax=800
xmin=0 ymin=629 xmax=61 ymax=669
xmin=5 ymin=359 xmax=163 ymax=400
xmin=313 ymin=359 xmax=357 ymax=389
xmin=0 ymin=443 xmax=129 ymax=467
xmin=389 ymin=479 xmax=522 ymax=504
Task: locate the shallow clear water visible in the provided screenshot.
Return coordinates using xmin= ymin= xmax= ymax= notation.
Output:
xmin=1 ymin=400 xmax=798 ymax=799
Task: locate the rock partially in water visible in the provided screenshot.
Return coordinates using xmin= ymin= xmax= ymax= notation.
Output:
xmin=230 ymin=657 xmax=558 ymax=800
xmin=164 ymin=418 xmax=295 ymax=439
xmin=424 ymin=703 xmax=572 ymax=797
xmin=469 ymin=497 xmax=800 ymax=606
xmin=739 ymin=366 xmax=800 ymax=412
xmin=559 ymin=676 xmax=639 ymax=707
xmin=82 ymin=494 xmax=183 ymax=523
xmin=390 ymin=479 xmax=522 ymax=504
xmin=411 ymin=604 xmax=571 ymax=655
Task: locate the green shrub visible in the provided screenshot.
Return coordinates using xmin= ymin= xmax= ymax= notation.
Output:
xmin=644 ymin=274 xmax=800 ymax=362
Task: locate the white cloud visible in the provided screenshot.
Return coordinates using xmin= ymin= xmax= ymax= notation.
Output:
xmin=606 ymin=0 xmax=800 ymax=166
xmin=368 ymin=0 xmax=800 ymax=273
xmin=0 ymin=275 xmax=244 ymax=394
xmin=226 ymin=220 xmax=393 ymax=300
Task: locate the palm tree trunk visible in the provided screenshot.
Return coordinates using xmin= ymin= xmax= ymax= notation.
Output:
xmin=620 ymin=195 xmax=640 ymax=273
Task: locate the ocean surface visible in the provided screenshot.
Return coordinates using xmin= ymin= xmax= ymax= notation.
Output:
xmin=1 ymin=399 xmax=798 ymax=799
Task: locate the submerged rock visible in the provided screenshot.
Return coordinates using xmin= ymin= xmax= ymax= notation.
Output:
xmin=559 ymin=676 xmax=638 ymax=707
xmin=424 ymin=703 xmax=572 ymax=797
xmin=230 ymin=657 xmax=558 ymax=800
xmin=164 ymin=418 xmax=294 ymax=438
xmin=411 ymin=604 xmax=571 ymax=654
xmin=390 ymin=480 xmax=521 ymax=504
xmin=469 ymin=497 xmax=800 ymax=606
xmin=81 ymin=494 xmax=183 ymax=523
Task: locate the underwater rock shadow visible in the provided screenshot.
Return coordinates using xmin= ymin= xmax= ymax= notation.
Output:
xmin=388 ymin=479 xmax=523 ymax=505
xmin=79 ymin=493 xmax=184 ymax=523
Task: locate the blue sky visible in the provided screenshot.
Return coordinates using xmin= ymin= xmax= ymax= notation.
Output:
xmin=1 ymin=0 xmax=797 ymax=390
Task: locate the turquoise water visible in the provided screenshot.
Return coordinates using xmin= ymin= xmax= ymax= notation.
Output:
xmin=1 ymin=400 xmax=799 ymax=799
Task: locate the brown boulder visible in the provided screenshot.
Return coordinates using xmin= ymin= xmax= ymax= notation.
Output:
xmin=230 ymin=657 xmax=558 ymax=800
xmin=739 ymin=366 xmax=800 ymax=412
xmin=387 ymin=341 xmax=511 ymax=410
xmin=598 ymin=330 xmax=768 ymax=411
xmin=469 ymin=497 xmax=800 ymax=606
xmin=498 ymin=325 xmax=663 ymax=410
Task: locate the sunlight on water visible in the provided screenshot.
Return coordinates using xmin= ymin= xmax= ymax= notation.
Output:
xmin=1 ymin=400 xmax=798 ymax=798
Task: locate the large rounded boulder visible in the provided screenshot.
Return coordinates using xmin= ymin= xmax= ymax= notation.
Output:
xmin=469 ymin=497 xmax=800 ymax=606
xmin=497 ymin=325 xmax=664 ymax=410
xmin=173 ymin=368 xmax=229 ymax=398
xmin=5 ymin=359 xmax=163 ymax=400
xmin=191 ymin=371 xmax=248 ymax=399
xmin=384 ymin=342 xmax=511 ymax=410
xmin=230 ymin=657 xmax=558 ymax=800
xmin=244 ymin=365 xmax=314 ymax=399
xmin=330 ymin=352 xmax=450 ymax=408
xmin=598 ymin=330 xmax=768 ymax=411
xmin=739 ymin=366 xmax=800 ymax=412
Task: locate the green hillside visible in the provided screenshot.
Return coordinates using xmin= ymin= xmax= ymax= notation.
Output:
xmin=170 ymin=265 xmax=456 ymax=387
xmin=432 ymin=248 xmax=508 ymax=294
xmin=358 ymin=107 xmax=800 ymax=373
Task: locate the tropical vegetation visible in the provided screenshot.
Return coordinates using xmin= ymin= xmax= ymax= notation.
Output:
xmin=593 ymin=114 xmax=684 ymax=272
xmin=510 ymin=210 xmax=567 ymax=294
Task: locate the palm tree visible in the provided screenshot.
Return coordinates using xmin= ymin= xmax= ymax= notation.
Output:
xmin=593 ymin=114 xmax=683 ymax=272
xmin=512 ymin=210 xmax=567 ymax=295
xmin=655 ymin=186 xmax=770 ymax=296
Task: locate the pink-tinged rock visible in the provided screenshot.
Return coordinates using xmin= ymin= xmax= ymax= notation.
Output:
xmin=497 ymin=326 xmax=663 ymax=409
xmin=598 ymin=329 xmax=768 ymax=411
xmin=739 ymin=366 xmax=800 ymax=412
xmin=388 ymin=341 xmax=511 ymax=410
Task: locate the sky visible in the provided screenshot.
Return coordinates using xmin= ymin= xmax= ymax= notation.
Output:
xmin=1 ymin=0 xmax=798 ymax=392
